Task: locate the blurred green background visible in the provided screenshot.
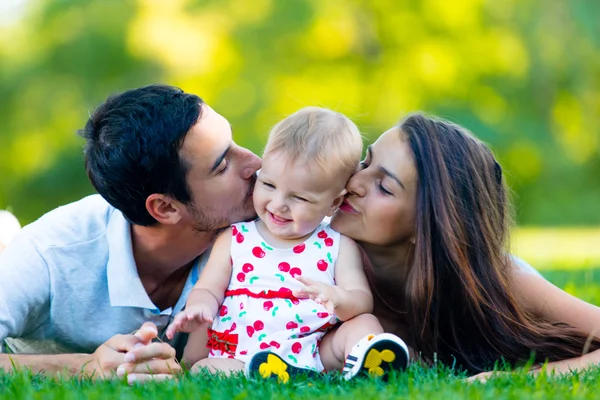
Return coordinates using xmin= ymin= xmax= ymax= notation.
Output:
xmin=0 ymin=0 xmax=598 ymax=268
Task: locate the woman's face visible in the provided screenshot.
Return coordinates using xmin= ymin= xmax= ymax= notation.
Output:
xmin=331 ymin=128 xmax=418 ymax=246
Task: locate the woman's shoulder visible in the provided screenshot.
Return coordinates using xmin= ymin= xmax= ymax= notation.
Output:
xmin=508 ymin=255 xmax=543 ymax=277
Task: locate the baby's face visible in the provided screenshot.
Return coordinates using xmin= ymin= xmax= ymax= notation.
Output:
xmin=253 ymin=151 xmax=346 ymax=240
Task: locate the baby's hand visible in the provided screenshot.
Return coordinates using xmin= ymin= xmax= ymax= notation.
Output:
xmin=165 ymin=305 xmax=214 ymax=340
xmin=292 ymin=276 xmax=340 ymax=314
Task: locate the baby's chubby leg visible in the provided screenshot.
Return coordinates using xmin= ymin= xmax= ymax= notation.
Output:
xmin=319 ymin=313 xmax=384 ymax=371
xmin=192 ymin=358 xmax=245 ymax=375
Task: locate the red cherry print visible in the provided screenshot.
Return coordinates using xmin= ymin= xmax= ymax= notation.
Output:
xmin=252 ymin=247 xmax=266 ymax=258
xmin=263 ymin=301 xmax=274 ymax=311
xmin=317 ymin=230 xmax=327 ymax=239
xmin=232 ymin=226 xmax=238 ymax=236
xmin=253 ymin=320 xmax=265 ymax=331
xmin=269 ymin=341 xmax=281 ymax=349
xmin=291 ymin=298 xmax=300 ymax=305
xmin=286 ymin=321 xmax=299 ymax=330
xmin=292 ymin=244 xmax=305 ymax=254
xmin=219 ymin=305 xmax=228 ymax=317
xmin=236 ymin=232 xmax=245 ymax=243
xmin=230 ymin=323 xmax=237 ymax=331
xmin=259 ymin=342 xmax=271 ymax=350
xmin=292 ymin=342 xmax=302 ymax=354
xmin=242 ymin=263 xmax=254 ymax=273
xmin=289 ymin=267 xmax=302 ymax=278
xmin=278 ymin=262 xmax=291 ymax=272
xmin=317 ymin=312 xmax=329 ymax=318
xmin=240 ymin=350 xmax=248 ymax=355
xmin=246 ymin=326 xmax=255 ymax=337
xmin=317 ymin=260 xmax=328 ymax=271
xmin=324 ymin=237 xmax=333 ymax=247
xmin=240 ymin=302 xmax=244 ymax=310
xmin=237 ymin=272 xmax=246 ymax=282
xmin=300 ymin=326 xmax=311 ymax=333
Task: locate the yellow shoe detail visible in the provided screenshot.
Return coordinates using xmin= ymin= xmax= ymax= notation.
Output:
xmin=258 ymin=354 xmax=290 ymax=383
xmin=364 ymin=349 xmax=382 ymax=370
xmin=364 ymin=348 xmax=397 ymax=376
xmin=381 ymin=349 xmax=396 ymax=363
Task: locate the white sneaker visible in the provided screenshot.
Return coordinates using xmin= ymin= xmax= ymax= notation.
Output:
xmin=342 ymin=333 xmax=410 ymax=381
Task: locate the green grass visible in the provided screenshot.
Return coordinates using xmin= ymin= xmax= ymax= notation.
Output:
xmin=1 ymin=267 xmax=599 ymax=399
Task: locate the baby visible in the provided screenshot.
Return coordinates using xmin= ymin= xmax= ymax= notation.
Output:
xmin=167 ymin=107 xmax=408 ymax=382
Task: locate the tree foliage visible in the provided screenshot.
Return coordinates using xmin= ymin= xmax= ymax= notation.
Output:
xmin=0 ymin=0 xmax=598 ymax=225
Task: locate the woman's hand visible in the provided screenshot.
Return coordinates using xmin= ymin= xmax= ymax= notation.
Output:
xmin=465 ymin=370 xmax=508 ymax=383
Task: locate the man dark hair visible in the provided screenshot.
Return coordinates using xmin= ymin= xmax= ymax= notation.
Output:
xmin=80 ymin=84 xmax=203 ymax=226
xmin=0 ymin=84 xmax=261 ymax=379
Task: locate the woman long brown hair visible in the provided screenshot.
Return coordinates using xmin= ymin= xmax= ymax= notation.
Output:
xmin=401 ymin=113 xmax=600 ymax=373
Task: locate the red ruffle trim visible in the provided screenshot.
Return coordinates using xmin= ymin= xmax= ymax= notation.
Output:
xmin=224 ymin=287 xmax=300 ymax=302
xmin=206 ymin=327 xmax=238 ymax=356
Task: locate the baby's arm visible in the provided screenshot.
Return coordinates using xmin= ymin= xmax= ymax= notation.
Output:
xmin=328 ymin=235 xmax=373 ymax=320
xmin=166 ymin=228 xmax=233 ymax=339
xmin=294 ymin=235 xmax=373 ymax=321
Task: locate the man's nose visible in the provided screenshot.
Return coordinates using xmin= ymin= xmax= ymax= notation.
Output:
xmin=241 ymin=151 xmax=262 ymax=180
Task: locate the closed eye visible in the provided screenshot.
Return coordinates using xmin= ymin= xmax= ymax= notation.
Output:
xmin=378 ymin=182 xmax=393 ymax=195
xmin=262 ymin=182 xmax=275 ymax=189
xmin=294 ymin=196 xmax=309 ymax=202
xmin=217 ymin=161 xmax=228 ymax=175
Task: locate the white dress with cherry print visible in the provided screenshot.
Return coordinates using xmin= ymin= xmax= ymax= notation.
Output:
xmin=207 ymin=220 xmax=339 ymax=371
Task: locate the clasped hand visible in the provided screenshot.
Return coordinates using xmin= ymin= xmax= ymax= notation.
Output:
xmin=88 ymin=322 xmax=181 ymax=384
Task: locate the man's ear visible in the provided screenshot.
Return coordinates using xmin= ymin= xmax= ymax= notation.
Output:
xmin=326 ymin=188 xmax=348 ymax=217
xmin=145 ymin=194 xmax=183 ymax=225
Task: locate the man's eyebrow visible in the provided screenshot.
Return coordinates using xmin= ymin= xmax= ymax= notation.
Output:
xmin=370 ymin=146 xmax=406 ymax=190
xmin=210 ymin=145 xmax=231 ymax=173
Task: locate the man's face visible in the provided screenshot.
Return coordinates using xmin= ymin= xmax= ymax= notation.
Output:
xmin=179 ymin=105 xmax=261 ymax=232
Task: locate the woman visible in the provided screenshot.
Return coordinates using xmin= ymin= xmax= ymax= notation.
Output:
xmin=320 ymin=113 xmax=600 ymax=377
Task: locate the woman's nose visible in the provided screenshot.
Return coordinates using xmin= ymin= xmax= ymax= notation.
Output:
xmin=346 ymin=170 xmax=367 ymax=197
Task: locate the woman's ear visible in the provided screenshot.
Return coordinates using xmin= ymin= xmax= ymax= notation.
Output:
xmin=326 ymin=188 xmax=348 ymax=217
xmin=145 ymin=194 xmax=183 ymax=225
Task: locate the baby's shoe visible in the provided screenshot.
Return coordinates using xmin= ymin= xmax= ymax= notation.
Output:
xmin=342 ymin=333 xmax=409 ymax=381
xmin=246 ymin=351 xmax=318 ymax=383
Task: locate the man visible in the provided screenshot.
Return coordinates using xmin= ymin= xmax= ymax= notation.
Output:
xmin=0 ymin=210 xmax=20 ymax=253
xmin=0 ymin=84 xmax=261 ymax=382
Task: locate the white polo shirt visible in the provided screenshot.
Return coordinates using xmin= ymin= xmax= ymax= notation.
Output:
xmin=0 ymin=195 xmax=209 ymax=356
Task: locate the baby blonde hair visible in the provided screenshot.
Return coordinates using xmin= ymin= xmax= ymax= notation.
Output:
xmin=264 ymin=107 xmax=363 ymax=179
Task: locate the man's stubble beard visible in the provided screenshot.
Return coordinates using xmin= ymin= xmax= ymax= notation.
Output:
xmin=189 ymin=173 xmax=258 ymax=236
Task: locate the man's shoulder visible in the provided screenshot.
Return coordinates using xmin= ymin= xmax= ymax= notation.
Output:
xmin=20 ymin=194 xmax=118 ymax=249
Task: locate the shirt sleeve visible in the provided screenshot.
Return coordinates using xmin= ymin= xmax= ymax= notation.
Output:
xmin=0 ymin=233 xmax=51 ymax=341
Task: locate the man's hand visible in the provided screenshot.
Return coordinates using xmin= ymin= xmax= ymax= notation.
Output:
xmin=165 ymin=305 xmax=214 ymax=340
xmin=293 ymin=276 xmax=341 ymax=314
xmin=84 ymin=322 xmax=182 ymax=384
